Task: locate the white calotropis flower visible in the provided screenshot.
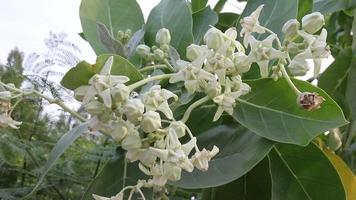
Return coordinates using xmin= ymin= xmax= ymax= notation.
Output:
xmin=142 ymin=85 xmax=177 ymax=119
xmin=282 ymin=19 xmax=300 ymax=40
xmin=82 ymin=56 xmax=130 ymax=108
xmin=247 ymin=34 xmax=286 ymax=78
xmin=169 ymin=61 xmax=216 ymax=94
xmin=140 ymin=111 xmax=161 ymax=133
xmin=156 ymin=28 xmax=171 ymax=45
xmin=288 ymin=49 xmax=311 ymax=76
xmin=122 ymin=98 xmax=145 ymax=124
xmin=232 ymin=52 xmax=252 ymax=75
xmin=191 ymin=145 xmax=219 ymax=171
xmin=240 ymin=5 xmax=265 ymax=46
xmin=186 ymin=44 xmax=211 ymax=68
xmin=213 ymin=77 xmax=251 ymax=121
xmin=204 ymin=27 xmax=225 ymax=50
xmin=110 ymin=120 xmax=136 ymax=143
xmin=0 ymin=113 xmax=22 ymax=129
xmin=298 ymin=29 xmax=330 ymax=77
xmin=302 ymin=12 xmax=324 ymax=34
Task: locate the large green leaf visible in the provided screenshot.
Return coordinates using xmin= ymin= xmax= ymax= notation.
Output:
xmin=80 ymin=0 xmax=144 ymax=55
xmin=269 ymin=143 xmax=346 ymax=200
xmin=313 ymin=0 xmax=356 ymax=14
xmin=172 ymin=125 xmax=274 ymax=188
xmin=298 ymin=0 xmax=313 ymax=20
xmin=82 ymin=153 xmax=148 ymax=200
xmin=201 ymin=158 xmax=271 ymax=200
xmin=28 ymin=123 xmax=89 ymax=196
xmin=240 ymin=0 xmax=298 ymax=39
xmin=191 ymin=0 xmax=208 ymax=12
xmin=233 ymin=78 xmax=348 ymax=145
xmin=145 ymin=0 xmax=194 ymax=57
xmin=319 ymin=48 xmax=352 ymax=118
xmin=192 ymin=6 xmax=218 ymax=44
xmin=61 ymin=55 xmax=143 ymax=90
xmin=216 ymin=13 xmax=239 ymax=32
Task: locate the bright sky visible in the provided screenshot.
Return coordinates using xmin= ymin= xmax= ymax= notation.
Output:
xmin=0 ymin=0 xmax=245 ymax=64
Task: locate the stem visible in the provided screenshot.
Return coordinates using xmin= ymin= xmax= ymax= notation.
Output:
xmin=139 ymin=64 xmax=169 ymax=73
xmin=122 ymin=158 xmax=128 ymax=189
xmin=0 ymin=81 xmax=86 ymax=122
xmin=181 ymin=96 xmax=210 ymax=123
xmin=280 ymin=65 xmax=302 ymax=95
xmin=163 ymin=59 xmax=176 ymax=72
xmin=128 ymin=74 xmax=174 ymax=91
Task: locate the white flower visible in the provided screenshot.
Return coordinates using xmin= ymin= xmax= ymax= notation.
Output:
xmin=288 ymin=49 xmax=311 ymax=76
xmin=232 ymin=52 xmax=252 ymax=74
xmin=121 ymin=133 xmax=142 ymax=150
xmin=168 ymin=121 xmax=186 ymax=138
xmin=213 ymin=77 xmax=250 ymax=121
xmin=240 ymin=5 xmax=265 ymax=46
xmin=84 ymin=100 xmax=107 ymax=115
xmin=73 ymin=85 xmax=89 ymax=101
xmin=82 ymin=56 xmax=130 ymax=108
xmin=110 ymin=120 xmax=136 ymax=143
xmin=186 ymin=44 xmax=210 ymax=68
xmin=247 ymin=34 xmax=286 ymax=77
xmin=282 ymin=19 xmax=300 ymax=40
xmin=302 ymin=12 xmax=324 ymax=34
xmin=204 ymin=27 xmax=224 ymax=50
xmin=136 ymin=44 xmax=151 ymax=57
xmin=156 ymin=28 xmax=171 ymax=45
xmin=140 ymin=111 xmax=161 ymax=133
xmin=142 ymin=85 xmax=177 ymax=119
xmin=0 ymin=114 xmax=22 ymax=129
xmin=191 ymin=145 xmax=219 ymax=171
xmin=122 ymin=98 xmax=145 ymax=124
xmin=298 ymin=29 xmax=330 ymax=76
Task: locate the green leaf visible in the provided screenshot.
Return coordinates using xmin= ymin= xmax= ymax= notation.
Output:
xmin=269 ymin=143 xmax=346 ymax=200
xmin=96 ymin=22 xmax=125 ymax=56
xmin=192 ymin=6 xmax=219 ymax=44
xmin=145 ymin=0 xmax=194 ymax=57
xmin=80 ymin=0 xmax=144 ymax=55
xmin=352 ymin=9 xmax=356 ymax=54
xmin=201 ymin=158 xmax=271 ymax=200
xmin=191 ymin=0 xmax=208 ymax=12
xmin=61 ymin=55 xmax=143 ymax=90
xmin=29 ymin=123 xmax=89 ymax=196
xmin=172 ymin=125 xmax=274 ymax=188
xmin=233 ymin=78 xmax=348 ymax=145
xmin=319 ymin=48 xmax=353 ymax=118
xmin=346 ymin=57 xmax=356 ymax=121
xmin=313 ymin=0 xmax=356 ymax=14
xmin=216 ymin=13 xmax=239 ymax=32
xmin=240 ymin=0 xmax=298 ymax=39
xmin=322 ymin=146 xmax=356 ymax=200
xmin=82 ymin=153 xmax=147 ymax=200
xmin=297 ymin=0 xmax=313 ymax=20
xmin=213 ymin=0 xmax=228 ymax=13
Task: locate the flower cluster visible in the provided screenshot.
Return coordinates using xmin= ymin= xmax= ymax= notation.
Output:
xmin=0 ymin=85 xmax=22 ymax=129
xmin=74 ymin=56 xmax=219 ymax=200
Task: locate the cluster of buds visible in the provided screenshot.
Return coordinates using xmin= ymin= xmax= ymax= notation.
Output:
xmin=74 ymin=55 xmax=219 ymax=200
xmin=117 ymin=29 xmax=132 ymax=45
xmin=136 ymin=28 xmax=171 ymax=63
xmin=282 ymin=12 xmax=329 ymax=77
xmin=0 ymin=85 xmax=22 ymax=129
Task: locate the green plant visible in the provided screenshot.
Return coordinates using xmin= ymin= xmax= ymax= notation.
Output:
xmin=1 ymin=0 xmax=356 ymax=199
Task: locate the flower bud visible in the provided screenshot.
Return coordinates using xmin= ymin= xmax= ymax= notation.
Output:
xmin=121 ymin=134 xmax=142 ymax=150
xmin=140 ymin=111 xmax=161 ymax=133
xmin=225 ymin=27 xmax=237 ymax=40
xmin=205 ymin=80 xmax=221 ymax=98
xmin=327 ymin=129 xmax=342 ymax=151
xmin=136 ymin=44 xmax=151 ymax=57
xmin=123 ymin=98 xmax=144 ymax=124
xmin=186 ymin=44 xmax=201 ymax=61
xmin=164 ymin=162 xmax=182 ymax=181
xmin=302 ymin=12 xmax=324 ymax=34
xmin=204 ymin=28 xmax=224 ymax=50
xmin=84 ymin=100 xmax=107 ymax=115
xmin=233 ymin=52 xmax=252 ymax=74
xmin=111 ymin=84 xmax=130 ymax=104
xmin=73 ymin=86 xmax=89 ymax=102
xmin=153 ymin=49 xmax=165 ymax=60
xmin=156 ymin=28 xmax=171 ymax=45
xmin=282 ymin=19 xmax=300 ymax=39
xmin=168 ymin=121 xmax=186 ymax=138
xmin=288 ymin=58 xmax=310 ymax=76
xmin=110 ymin=121 xmax=130 ymax=142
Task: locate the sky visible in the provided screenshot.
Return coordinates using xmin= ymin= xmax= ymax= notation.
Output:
xmin=0 ymin=0 xmax=245 ymax=63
